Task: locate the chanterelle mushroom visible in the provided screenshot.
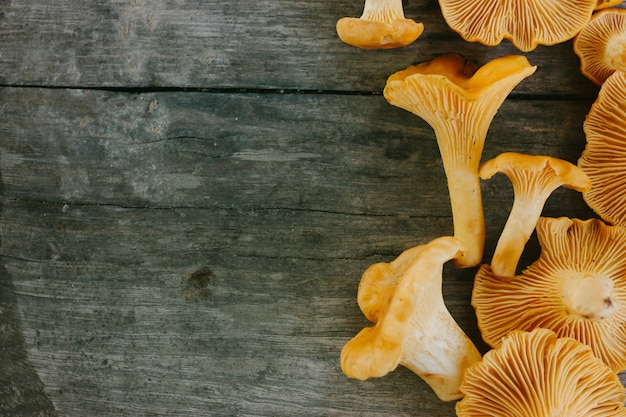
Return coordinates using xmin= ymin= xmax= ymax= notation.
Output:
xmin=456 ymin=328 xmax=626 ymax=417
xmin=578 ymin=71 xmax=626 ymax=226
xmin=574 ymin=8 xmax=626 ymax=86
xmin=383 ymin=54 xmax=536 ymax=268
xmin=472 ymin=217 xmax=626 ymax=372
xmin=340 ymin=236 xmax=482 ymax=401
xmin=479 ymin=152 xmax=591 ymax=280
xmin=438 ymin=0 xmax=597 ymax=52
xmin=336 ymin=0 xmax=424 ymax=49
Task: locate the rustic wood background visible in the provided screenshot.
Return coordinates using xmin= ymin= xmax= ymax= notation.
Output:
xmin=1 ymin=1 xmax=624 ymax=416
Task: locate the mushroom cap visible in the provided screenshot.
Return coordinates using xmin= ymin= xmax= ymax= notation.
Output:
xmin=456 ymin=328 xmax=626 ymax=417
xmin=479 ymin=152 xmax=592 ymax=195
xmin=336 ymin=0 xmax=424 ymax=49
xmin=383 ymin=54 xmax=537 ymax=134
xmin=472 ymin=216 xmax=626 ymax=372
xmin=578 ymin=71 xmax=626 ymax=226
xmin=438 ymin=0 xmax=597 ymax=52
xmin=574 ymin=8 xmax=626 ymax=86
xmin=595 ymin=0 xmax=624 ymax=10
xmin=358 ymin=243 xmax=429 ymax=323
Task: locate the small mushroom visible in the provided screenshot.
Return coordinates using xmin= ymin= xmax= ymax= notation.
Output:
xmin=479 ymin=152 xmax=591 ymax=281
xmin=578 ymin=71 xmax=626 ymax=226
xmin=472 ymin=217 xmax=626 ymax=372
xmin=383 ymin=54 xmax=536 ymax=268
xmin=340 ymin=236 xmax=482 ymax=401
xmin=438 ymin=0 xmax=597 ymax=52
xmin=336 ymin=0 xmax=424 ymax=49
xmin=456 ymin=328 xmax=626 ymax=417
xmin=574 ymin=8 xmax=626 ymax=86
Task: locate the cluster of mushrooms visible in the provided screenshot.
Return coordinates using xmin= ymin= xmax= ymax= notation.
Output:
xmin=336 ymin=0 xmax=626 ymax=415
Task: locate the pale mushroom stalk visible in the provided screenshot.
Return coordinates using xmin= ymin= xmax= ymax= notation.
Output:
xmin=479 ymin=153 xmax=591 ymax=281
xmin=384 ymin=54 xmax=537 ymax=268
xmin=562 ymin=273 xmax=617 ymax=320
xmin=341 ymin=236 xmax=482 ymax=401
xmin=336 ymin=0 xmax=424 ymax=49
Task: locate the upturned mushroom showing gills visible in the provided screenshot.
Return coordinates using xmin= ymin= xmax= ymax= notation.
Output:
xmin=472 ymin=217 xmax=626 ymax=373
xmin=479 ymin=152 xmax=591 ymax=281
xmin=340 ymin=236 xmax=482 ymax=401
xmin=438 ymin=0 xmax=597 ymax=52
xmin=383 ymin=54 xmax=536 ymax=268
xmin=578 ymin=71 xmax=626 ymax=226
xmin=336 ymin=0 xmax=424 ymax=49
xmin=456 ymin=328 xmax=626 ymax=417
xmin=574 ymin=8 xmax=626 ymax=86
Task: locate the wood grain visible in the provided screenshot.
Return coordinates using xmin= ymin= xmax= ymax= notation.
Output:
xmin=0 ymin=0 xmax=608 ymax=96
xmin=1 ymin=0 xmax=625 ymax=416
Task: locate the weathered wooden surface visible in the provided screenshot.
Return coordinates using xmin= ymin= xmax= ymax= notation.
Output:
xmin=0 ymin=1 xmax=624 ymax=416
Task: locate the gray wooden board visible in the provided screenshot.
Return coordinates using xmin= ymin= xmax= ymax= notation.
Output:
xmin=0 ymin=0 xmax=619 ymax=96
xmin=1 ymin=87 xmax=622 ymax=416
xmin=3 ymin=0 xmax=626 ymax=415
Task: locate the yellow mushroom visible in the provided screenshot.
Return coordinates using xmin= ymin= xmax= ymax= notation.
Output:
xmin=438 ymin=0 xmax=597 ymax=52
xmin=578 ymin=71 xmax=626 ymax=226
xmin=336 ymin=0 xmax=424 ymax=49
xmin=383 ymin=54 xmax=536 ymax=268
xmin=574 ymin=8 xmax=626 ymax=86
xmin=472 ymin=217 xmax=626 ymax=373
xmin=340 ymin=236 xmax=482 ymax=401
xmin=457 ymin=328 xmax=626 ymax=417
xmin=479 ymin=152 xmax=591 ymax=281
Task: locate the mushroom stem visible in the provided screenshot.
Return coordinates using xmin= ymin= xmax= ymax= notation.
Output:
xmin=489 ymin=192 xmax=546 ymax=280
xmin=607 ymin=35 xmax=626 ymax=72
xmin=445 ymin=164 xmax=485 ymax=269
xmin=401 ymin=310 xmax=482 ymax=401
xmin=361 ymin=0 xmax=405 ymax=21
xmin=562 ymin=274 xmax=617 ymax=320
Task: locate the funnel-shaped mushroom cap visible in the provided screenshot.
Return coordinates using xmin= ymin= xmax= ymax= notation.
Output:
xmin=456 ymin=328 xmax=626 ymax=417
xmin=479 ymin=152 xmax=591 ymax=280
xmin=578 ymin=71 xmax=626 ymax=226
xmin=574 ymin=8 xmax=626 ymax=86
xmin=472 ymin=217 xmax=626 ymax=372
xmin=439 ymin=0 xmax=596 ymax=52
xmin=340 ymin=236 xmax=482 ymax=401
xmin=595 ymin=0 xmax=624 ymax=10
xmin=336 ymin=0 xmax=424 ymax=49
xmin=357 ymin=243 xmax=429 ymax=323
xmin=384 ymin=54 xmax=536 ymax=268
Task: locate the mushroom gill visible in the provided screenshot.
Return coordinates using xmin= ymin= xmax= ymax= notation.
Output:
xmin=456 ymin=328 xmax=626 ymax=417
xmin=578 ymin=71 xmax=626 ymax=226
xmin=438 ymin=0 xmax=597 ymax=52
xmin=574 ymin=8 xmax=626 ymax=86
